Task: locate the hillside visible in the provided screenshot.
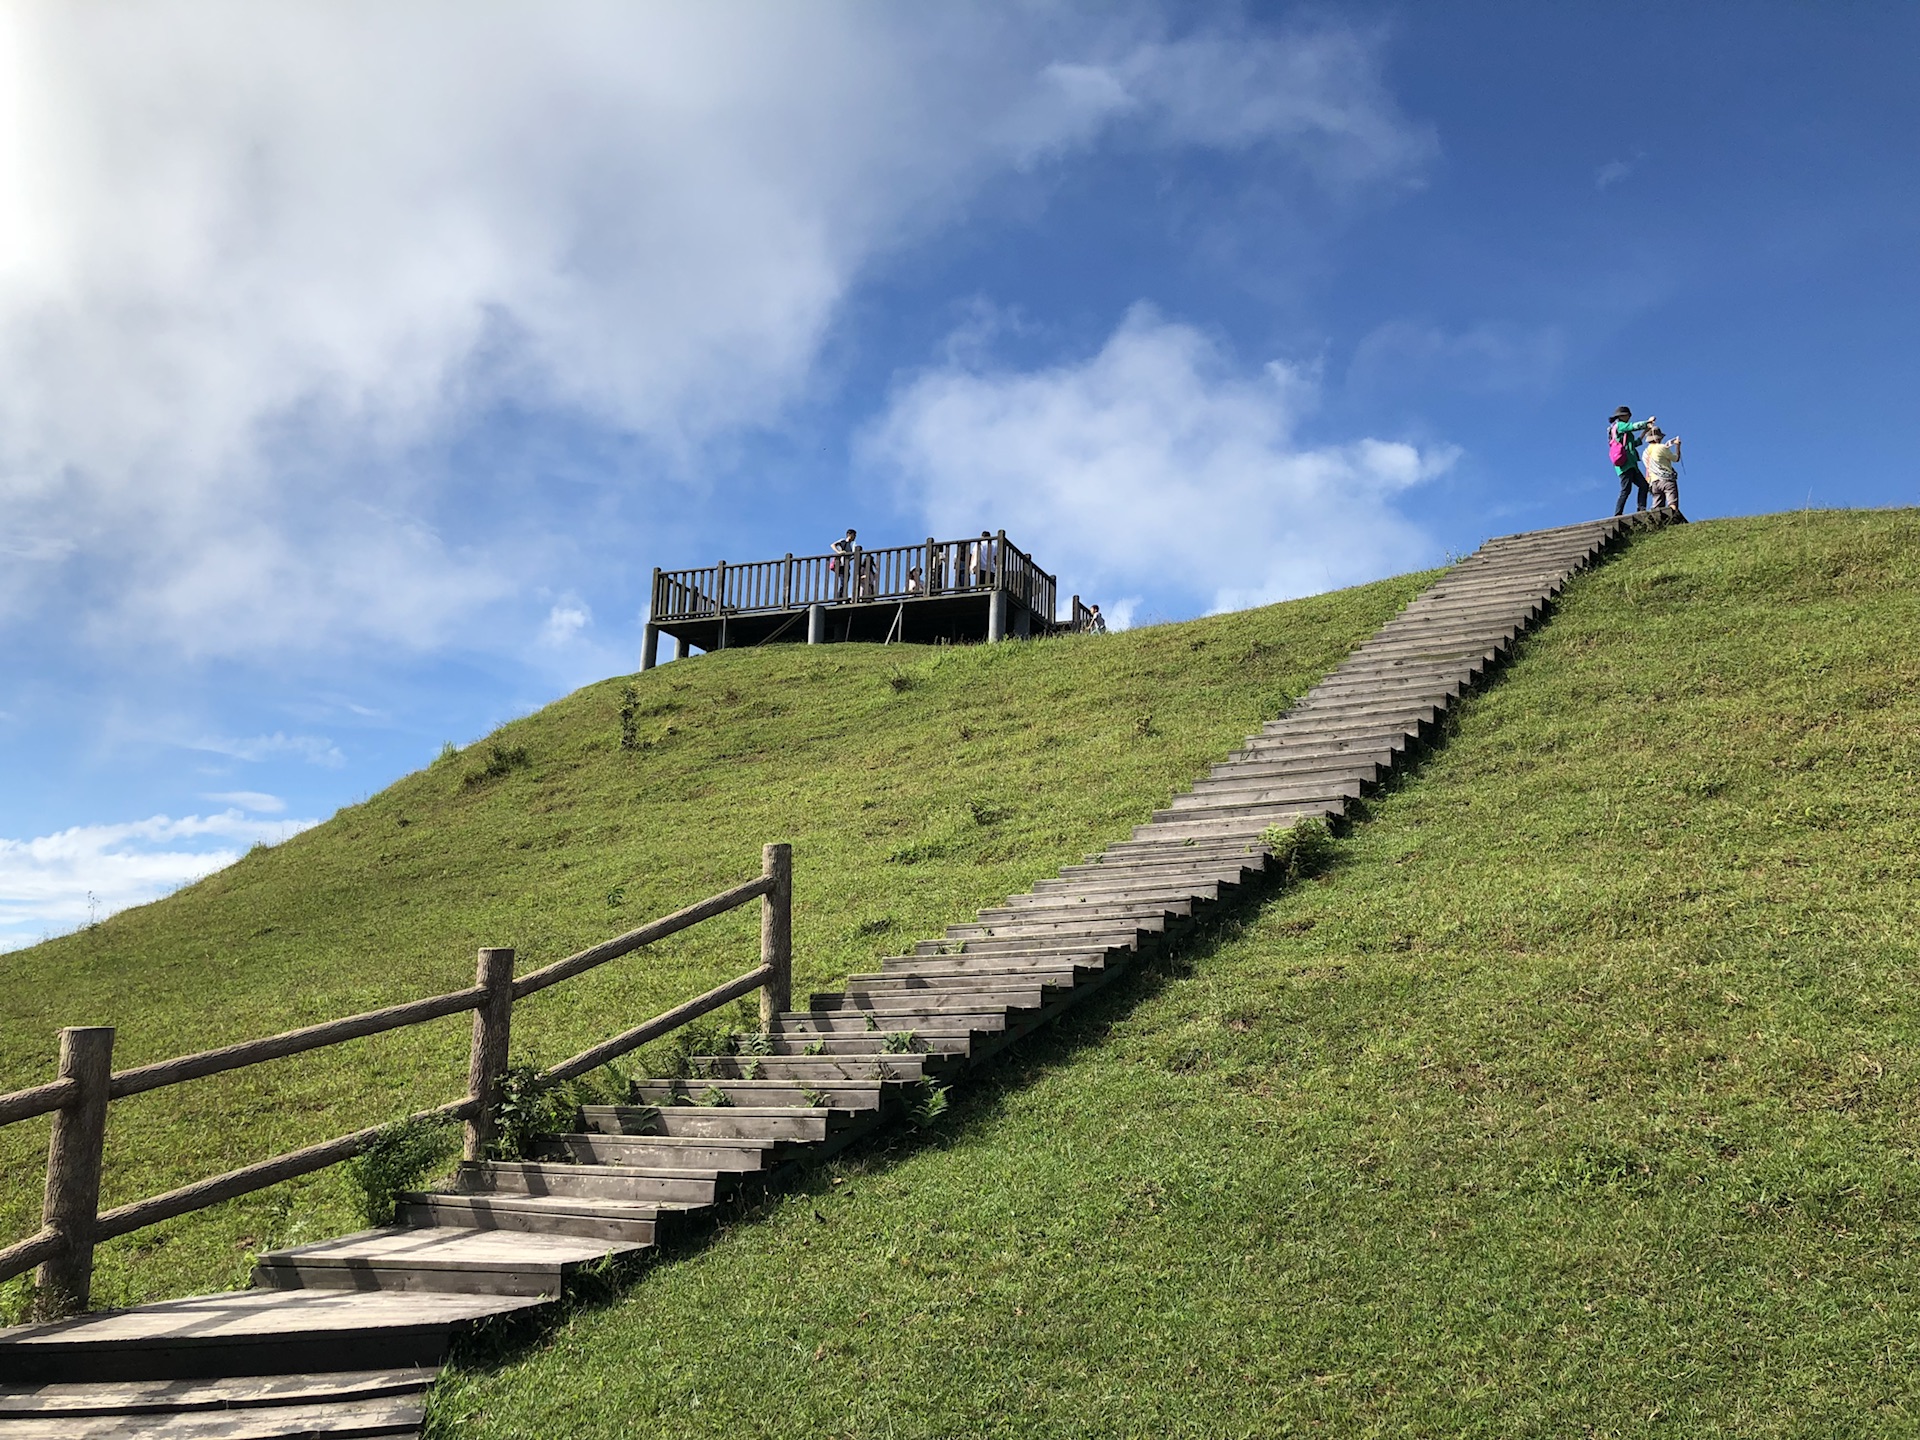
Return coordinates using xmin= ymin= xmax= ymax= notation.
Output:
xmin=421 ymin=508 xmax=1920 ymax=1438
xmin=0 ymin=567 xmax=1431 ymax=1315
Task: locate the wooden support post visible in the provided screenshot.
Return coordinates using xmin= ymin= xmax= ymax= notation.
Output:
xmin=640 ymin=623 xmax=660 ymax=671
xmin=464 ymin=948 xmax=515 ymax=1162
xmin=759 ymin=843 xmax=792 ymax=1031
xmin=674 ymin=634 xmax=691 ymax=661
xmin=988 ymin=588 xmax=1007 ymax=643
xmin=925 ymin=537 xmax=937 ymax=595
xmin=782 ymin=554 xmax=794 ymax=607
xmin=1070 ymin=594 xmax=1081 ymax=633
xmin=36 ymin=1026 xmax=114 ymax=1317
xmin=807 ymin=603 xmax=826 ymax=645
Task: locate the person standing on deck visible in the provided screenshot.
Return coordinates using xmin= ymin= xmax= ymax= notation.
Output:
xmin=829 ymin=529 xmax=856 ymax=600
xmin=1609 ymin=406 xmax=1654 ymax=515
xmin=1642 ymin=425 xmax=1686 ymax=520
xmin=972 ymin=531 xmax=996 ymax=587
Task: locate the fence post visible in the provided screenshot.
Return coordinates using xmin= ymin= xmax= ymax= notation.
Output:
xmin=759 ymin=843 xmax=792 ymax=1031
xmin=464 ymin=948 xmax=516 ymax=1162
xmin=36 ymin=1026 xmax=114 ymax=1317
xmin=782 ymin=554 xmax=794 ymax=607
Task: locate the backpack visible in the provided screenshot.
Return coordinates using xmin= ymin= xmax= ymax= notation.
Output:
xmin=1607 ymin=422 xmax=1632 ymax=468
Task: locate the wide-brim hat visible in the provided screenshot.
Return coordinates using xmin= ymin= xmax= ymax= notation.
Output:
xmin=1611 ymin=406 xmax=1632 ymax=420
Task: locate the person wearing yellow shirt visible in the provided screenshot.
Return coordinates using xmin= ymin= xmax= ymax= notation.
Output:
xmin=1642 ymin=427 xmax=1685 ymax=521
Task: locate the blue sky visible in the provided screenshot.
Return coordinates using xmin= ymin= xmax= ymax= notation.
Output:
xmin=2 ymin=1 xmax=1916 ymax=948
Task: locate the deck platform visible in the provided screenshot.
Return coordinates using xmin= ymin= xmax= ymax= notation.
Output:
xmin=642 ymin=530 xmax=1089 ymax=666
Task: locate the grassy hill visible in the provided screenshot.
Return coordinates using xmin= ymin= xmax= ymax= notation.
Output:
xmin=10 ymin=508 xmax=1920 ymax=1436
xmin=422 ymin=508 xmax=1920 ymax=1438
xmin=0 ymin=564 xmax=1430 ymax=1315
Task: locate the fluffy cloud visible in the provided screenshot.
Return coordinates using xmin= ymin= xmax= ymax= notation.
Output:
xmin=0 ymin=4 xmax=1432 ymax=663
xmin=864 ymin=306 xmax=1455 ymax=618
xmin=0 ymin=810 xmax=318 ymax=950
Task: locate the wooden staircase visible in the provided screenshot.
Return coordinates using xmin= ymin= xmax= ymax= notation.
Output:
xmin=0 ymin=515 xmax=1663 ymax=1435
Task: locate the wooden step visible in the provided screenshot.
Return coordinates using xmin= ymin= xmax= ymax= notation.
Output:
xmin=0 ymin=1290 xmax=541 ymax=1384
xmin=538 ymin=1133 xmax=780 ymax=1169
xmin=753 ymin=1029 xmax=977 ymax=1056
xmin=254 ymin=1225 xmax=641 ymax=1298
xmin=457 ymin=1159 xmax=727 ymax=1206
xmin=0 ymin=1368 xmax=433 ymax=1423
xmin=0 ymin=1391 xmax=428 ymax=1437
xmin=398 ymin=1191 xmax=661 ymax=1244
xmin=806 ymin=988 xmax=1049 ymax=1014
xmin=693 ymin=1052 xmax=934 ymax=1082
xmin=579 ymin=1104 xmax=851 ymax=1144
xmin=772 ymin=1009 xmax=1011 ymax=1034
xmin=630 ymin=1079 xmax=888 ymax=1110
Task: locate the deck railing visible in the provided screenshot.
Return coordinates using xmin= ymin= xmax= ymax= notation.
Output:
xmin=0 ymin=845 xmax=794 ymax=1318
xmin=651 ymin=531 xmax=1057 ymax=625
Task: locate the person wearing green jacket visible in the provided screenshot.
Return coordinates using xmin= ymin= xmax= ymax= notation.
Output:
xmin=1609 ymin=405 xmax=1654 ymax=516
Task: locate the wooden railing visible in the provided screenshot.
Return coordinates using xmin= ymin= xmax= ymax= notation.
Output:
xmin=651 ymin=530 xmax=1058 ymax=625
xmin=0 ymin=844 xmax=794 ymax=1318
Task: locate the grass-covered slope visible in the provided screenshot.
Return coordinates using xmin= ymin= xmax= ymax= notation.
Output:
xmin=424 ymin=509 xmax=1920 ymax=1439
xmin=0 ymin=569 xmax=1431 ymax=1314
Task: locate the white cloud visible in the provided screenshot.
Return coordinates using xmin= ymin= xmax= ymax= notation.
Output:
xmin=1595 ymin=156 xmax=1640 ymax=190
xmin=863 ymin=305 xmax=1454 ymax=616
xmin=190 ymin=732 xmax=346 ymax=768
xmin=0 ymin=809 xmax=319 ymax=950
xmin=541 ymin=602 xmax=592 ymax=648
xmin=201 ymin=790 xmax=286 ymax=813
xmin=0 ymin=5 xmax=1433 ymax=665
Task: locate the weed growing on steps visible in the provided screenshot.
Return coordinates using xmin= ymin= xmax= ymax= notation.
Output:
xmin=907 ymin=1080 xmax=949 ymax=1129
xmin=697 ymin=1086 xmax=733 ymax=1108
xmin=342 ymin=1114 xmax=458 ymax=1226
xmin=799 ymin=1086 xmax=832 ymax=1108
xmin=1259 ymin=816 xmax=1337 ymax=884
xmin=881 ymin=1031 xmax=920 ymax=1054
xmin=486 ymin=1064 xmax=606 ymax=1162
xmin=735 ymin=1031 xmax=772 ymax=1056
xmin=802 ymin=1039 xmax=827 ymax=1056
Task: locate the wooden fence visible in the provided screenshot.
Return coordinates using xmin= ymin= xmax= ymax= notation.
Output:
xmin=0 ymin=844 xmax=794 ymax=1318
xmin=652 ymin=530 xmax=1058 ymax=625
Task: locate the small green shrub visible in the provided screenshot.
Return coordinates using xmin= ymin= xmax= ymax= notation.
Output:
xmin=343 ymin=1113 xmax=458 ymax=1226
xmin=1259 ymin=816 xmax=1337 ymax=883
xmin=488 ymin=1064 xmax=580 ymax=1161
xmin=461 ymin=743 xmax=531 ymax=789
xmin=617 ymin=683 xmax=641 ymax=751
xmin=907 ymin=1081 xmax=949 ymax=1129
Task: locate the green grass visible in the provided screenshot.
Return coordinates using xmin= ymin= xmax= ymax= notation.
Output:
xmin=0 ymin=567 xmax=1427 ymax=1316
xmin=421 ymin=508 xmax=1920 ymax=1438
xmin=13 ymin=508 xmax=1920 ymax=1435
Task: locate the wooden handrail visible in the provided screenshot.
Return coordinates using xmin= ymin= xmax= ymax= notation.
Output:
xmin=109 ymin=986 xmax=490 ymax=1100
xmin=0 ymin=1076 xmax=77 ymax=1127
xmin=0 ymin=843 xmax=796 ymax=1316
xmin=510 ymin=873 xmax=773 ymax=1000
xmin=541 ymin=963 xmax=773 ymax=1086
xmin=91 ymin=1097 xmax=478 ymax=1247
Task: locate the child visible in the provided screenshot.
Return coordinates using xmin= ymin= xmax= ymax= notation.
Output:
xmin=1642 ymin=426 xmax=1685 ymax=520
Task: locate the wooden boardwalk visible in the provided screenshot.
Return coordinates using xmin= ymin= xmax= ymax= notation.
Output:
xmin=0 ymin=514 xmax=1664 ymax=1435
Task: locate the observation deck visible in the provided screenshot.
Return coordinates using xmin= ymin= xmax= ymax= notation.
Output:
xmin=641 ymin=530 xmax=1091 ymax=667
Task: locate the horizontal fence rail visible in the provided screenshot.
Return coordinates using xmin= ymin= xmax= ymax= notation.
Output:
xmin=0 ymin=843 xmax=795 ymax=1318
xmin=650 ymin=532 xmax=1058 ymax=625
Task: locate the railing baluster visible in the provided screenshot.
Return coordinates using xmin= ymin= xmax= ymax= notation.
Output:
xmin=36 ymin=1026 xmax=113 ymax=1317
xmin=463 ymin=949 xmax=515 ymax=1162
